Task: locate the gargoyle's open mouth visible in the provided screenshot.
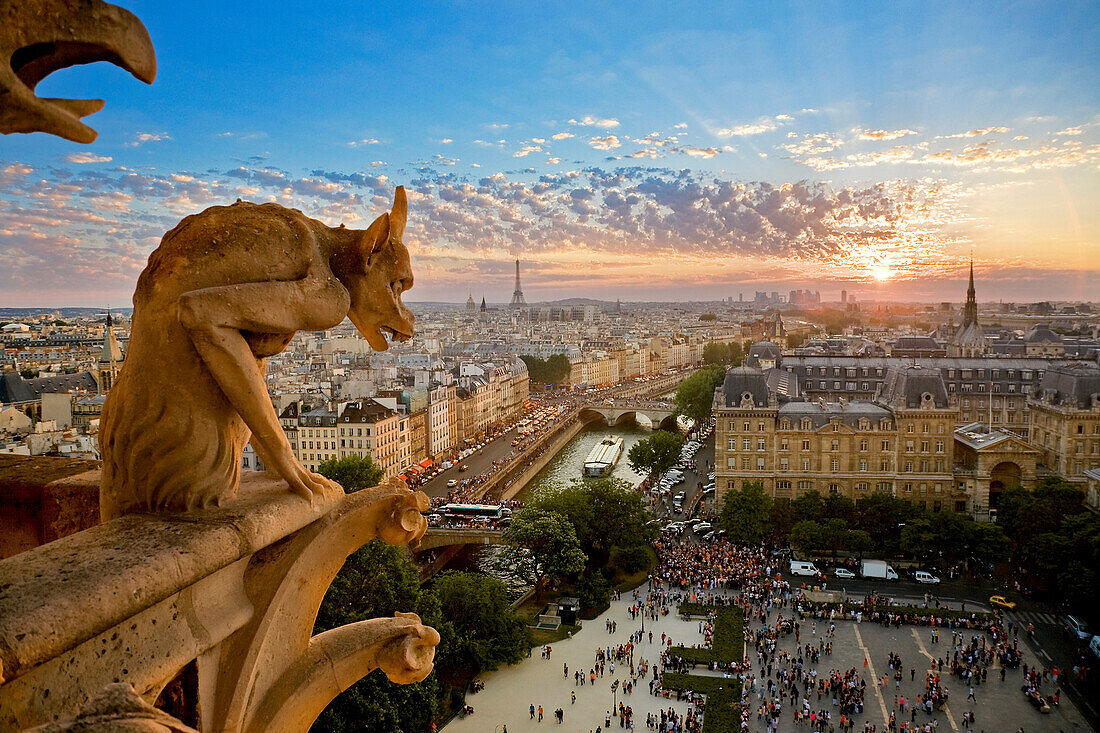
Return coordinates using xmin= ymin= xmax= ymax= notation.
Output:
xmin=380 ymin=325 xmax=413 ymax=343
xmin=0 ymin=0 xmax=157 ymax=143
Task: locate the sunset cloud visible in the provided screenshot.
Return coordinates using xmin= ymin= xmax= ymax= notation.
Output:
xmin=588 ymin=135 xmax=622 ymax=151
xmin=717 ymin=117 xmax=785 ymax=137
xmin=939 ymin=126 xmax=1010 ymax=139
xmin=569 ymin=115 xmax=620 ymax=129
xmin=856 ymin=128 xmax=917 ymax=141
xmin=64 ymin=153 xmax=113 ymax=164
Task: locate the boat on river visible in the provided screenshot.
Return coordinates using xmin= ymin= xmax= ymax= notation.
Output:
xmin=583 ymin=435 xmax=624 ymax=476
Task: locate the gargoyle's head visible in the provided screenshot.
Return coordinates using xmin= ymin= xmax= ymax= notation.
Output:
xmin=345 ymin=187 xmax=415 ymax=352
xmin=0 ymin=0 xmax=156 ymax=143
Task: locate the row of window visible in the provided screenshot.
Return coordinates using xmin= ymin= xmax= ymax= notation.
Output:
xmin=796 ymin=366 xmax=1041 ymax=380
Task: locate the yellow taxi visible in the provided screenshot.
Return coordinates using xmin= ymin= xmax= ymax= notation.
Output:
xmin=988 ymin=595 xmax=1017 ymax=611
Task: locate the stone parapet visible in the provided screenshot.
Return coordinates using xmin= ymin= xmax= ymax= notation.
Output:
xmin=0 ymin=471 xmax=437 ymax=733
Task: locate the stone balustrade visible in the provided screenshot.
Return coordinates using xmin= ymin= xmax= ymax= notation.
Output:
xmin=0 ymin=467 xmax=437 ymax=733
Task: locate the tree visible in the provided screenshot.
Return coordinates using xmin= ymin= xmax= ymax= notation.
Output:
xmin=626 ymin=431 xmax=683 ymax=480
xmin=318 ymin=454 xmax=384 ymax=492
xmin=699 ymin=313 xmax=717 ymax=321
xmin=531 ymin=477 xmax=656 ymax=570
xmin=790 ymin=520 xmax=822 ymax=556
xmin=430 ymin=572 xmax=528 ymax=682
xmin=520 ymin=354 xmax=573 ymax=386
xmin=702 ymin=342 xmax=743 ymax=367
xmin=577 ymin=571 xmax=613 ymax=613
xmin=785 ymin=332 xmax=806 ymax=349
xmin=313 ymin=540 xmax=442 ymax=733
xmin=502 ymin=508 xmax=586 ymax=598
xmin=719 ymin=481 xmax=772 ymax=544
xmin=769 ymin=498 xmax=796 ymax=541
xmin=673 ymin=365 xmax=725 ymax=424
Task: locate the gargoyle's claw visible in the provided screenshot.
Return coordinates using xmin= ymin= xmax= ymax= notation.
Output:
xmin=0 ymin=0 xmax=157 ymax=142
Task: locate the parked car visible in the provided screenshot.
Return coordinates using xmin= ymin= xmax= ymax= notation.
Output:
xmin=989 ymin=595 xmax=1017 ymax=611
xmin=446 ymin=479 xmax=458 ymax=488
xmin=1065 ymin=615 xmax=1091 ymax=641
xmin=914 ymin=571 xmax=941 ymax=585
xmin=693 ymin=522 xmax=712 ymax=534
xmin=833 ymin=568 xmax=856 ymax=579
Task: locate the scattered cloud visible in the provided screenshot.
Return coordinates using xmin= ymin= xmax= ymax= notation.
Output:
xmin=1054 ymin=125 xmax=1084 ymax=136
xmin=856 ymin=128 xmax=917 ymax=141
xmin=569 ymin=115 xmax=620 ymax=128
xmin=435 ymin=138 xmax=454 ymax=144
xmin=683 ymin=147 xmax=720 ymax=159
xmin=348 ymin=138 xmax=381 ymax=147
xmin=673 ymin=122 xmax=688 ymax=129
xmin=514 ymin=143 xmax=544 ymax=158
xmin=717 ymin=117 xmax=783 ymax=137
xmin=551 ymin=132 xmax=574 ymax=140
xmin=939 ymin=126 xmax=1010 ymax=139
xmin=64 ymin=153 xmax=112 ymax=164
xmin=588 ymin=135 xmax=622 ymax=151
xmin=779 ymin=133 xmax=843 ymax=156
xmin=124 ymin=132 xmax=172 ymax=147
xmin=484 ymin=123 xmax=509 ymax=131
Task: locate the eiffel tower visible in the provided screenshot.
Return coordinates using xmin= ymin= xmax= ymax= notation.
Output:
xmin=509 ymin=259 xmax=527 ymax=308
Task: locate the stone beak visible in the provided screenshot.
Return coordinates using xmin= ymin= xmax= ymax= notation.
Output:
xmin=0 ymin=0 xmax=157 ymax=143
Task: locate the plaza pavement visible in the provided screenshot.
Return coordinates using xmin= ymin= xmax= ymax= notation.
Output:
xmin=443 ymin=591 xmax=704 ymax=732
xmin=739 ymin=602 xmax=1091 ymax=733
xmin=443 ymin=585 xmax=1094 ymax=733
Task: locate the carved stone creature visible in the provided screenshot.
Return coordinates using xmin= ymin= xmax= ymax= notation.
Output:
xmin=100 ymin=188 xmax=415 ymax=518
xmin=0 ymin=0 xmax=156 ymax=143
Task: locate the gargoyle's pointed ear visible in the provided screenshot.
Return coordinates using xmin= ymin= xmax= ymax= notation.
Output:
xmin=361 ymin=210 xmax=390 ymax=260
xmin=390 ymin=186 xmax=407 ymax=241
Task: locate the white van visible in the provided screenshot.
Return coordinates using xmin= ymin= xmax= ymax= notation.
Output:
xmin=914 ymin=571 xmax=941 ymax=585
xmin=789 ymin=560 xmax=820 ymax=577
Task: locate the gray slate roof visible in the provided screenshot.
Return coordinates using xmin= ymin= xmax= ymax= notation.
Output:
xmin=1035 ymin=364 xmax=1100 ymax=409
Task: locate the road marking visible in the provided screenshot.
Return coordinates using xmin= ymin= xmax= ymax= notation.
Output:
xmin=852 ymin=624 xmax=889 ymax=726
xmin=1038 ymin=648 xmax=1051 ymax=662
xmin=910 ymin=627 xmax=959 ymax=732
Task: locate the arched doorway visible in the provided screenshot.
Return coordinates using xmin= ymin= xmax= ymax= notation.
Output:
xmin=988 ymin=461 xmax=1022 ymax=509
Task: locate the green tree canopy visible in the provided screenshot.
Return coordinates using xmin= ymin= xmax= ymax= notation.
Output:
xmin=673 ymin=364 xmax=725 ymax=423
xmin=318 ymin=454 xmax=384 ymax=492
xmin=718 ymin=480 xmax=772 ymax=544
xmin=530 ymin=477 xmax=656 ymax=570
xmin=430 ymin=572 xmax=528 ymax=681
xmin=313 ymin=540 xmax=442 ymax=733
xmin=520 ymin=353 xmax=572 ymax=386
xmin=702 ymin=342 xmax=742 ymax=367
xmin=626 ymin=430 xmax=684 ymax=479
xmin=502 ymin=508 xmax=586 ymax=596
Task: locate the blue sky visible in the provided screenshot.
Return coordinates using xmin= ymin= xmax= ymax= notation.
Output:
xmin=2 ymin=1 xmax=1098 ymax=305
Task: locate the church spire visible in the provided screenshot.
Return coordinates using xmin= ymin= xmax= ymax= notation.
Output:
xmin=963 ymin=256 xmax=977 ymax=327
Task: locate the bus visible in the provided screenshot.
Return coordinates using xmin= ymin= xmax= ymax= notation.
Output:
xmin=436 ymin=504 xmax=512 ymax=523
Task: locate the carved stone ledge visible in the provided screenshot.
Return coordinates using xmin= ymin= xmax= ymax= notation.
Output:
xmin=0 ymin=474 xmax=435 ymax=733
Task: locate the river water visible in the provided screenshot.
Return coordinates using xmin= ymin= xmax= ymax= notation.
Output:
xmin=519 ymin=422 xmax=653 ymax=496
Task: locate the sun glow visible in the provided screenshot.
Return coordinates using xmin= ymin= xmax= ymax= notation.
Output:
xmin=871 ymin=265 xmax=892 ymax=281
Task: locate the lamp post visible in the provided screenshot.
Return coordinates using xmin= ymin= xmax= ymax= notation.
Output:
xmin=611 ymin=678 xmax=619 ymax=714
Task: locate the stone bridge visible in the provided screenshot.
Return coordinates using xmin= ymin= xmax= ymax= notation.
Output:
xmin=416 ymin=526 xmax=505 ymax=551
xmin=579 ymin=401 xmax=678 ymax=429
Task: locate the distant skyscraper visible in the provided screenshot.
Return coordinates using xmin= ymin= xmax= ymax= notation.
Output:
xmin=841 ymin=290 xmax=847 ymax=303
xmin=510 ymin=259 xmax=527 ymax=308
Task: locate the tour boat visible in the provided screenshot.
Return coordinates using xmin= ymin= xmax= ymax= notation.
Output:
xmin=583 ymin=435 xmax=624 ymax=476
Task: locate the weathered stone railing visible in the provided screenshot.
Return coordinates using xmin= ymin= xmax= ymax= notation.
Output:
xmin=0 ymin=469 xmax=437 ymax=733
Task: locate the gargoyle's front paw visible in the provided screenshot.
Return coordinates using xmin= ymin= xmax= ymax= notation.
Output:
xmin=378 ymin=612 xmax=440 ymax=684
xmin=378 ymin=489 xmax=429 ymax=546
xmin=286 ymin=464 xmax=342 ymax=503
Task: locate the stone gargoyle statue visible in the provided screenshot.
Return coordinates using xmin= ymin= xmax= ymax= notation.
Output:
xmin=0 ymin=0 xmax=156 ymax=143
xmin=100 ymin=187 xmax=416 ymax=518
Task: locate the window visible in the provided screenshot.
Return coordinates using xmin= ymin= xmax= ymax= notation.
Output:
xmin=741 ymin=458 xmax=750 ymax=470
xmin=756 ymin=458 xmax=765 ymax=470
xmin=904 ymin=461 xmax=913 ymax=472
xmin=780 ymin=439 xmax=789 ymax=450
xmin=878 ymin=481 xmax=892 ymax=492
xmin=758 ymin=421 xmax=766 ymax=432
xmin=903 ymin=483 xmax=913 ymax=493
xmin=777 ymin=480 xmax=791 ymax=490
xmin=935 ymin=441 xmax=944 ymax=453
xmin=920 ymin=440 xmax=929 ymax=452
xmin=920 ymin=459 xmax=930 ymax=472
xmin=727 ymin=438 xmax=736 ymax=450
xmin=802 ymin=439 xmax=810 ymax=450
xmin=801 ymin=458 xmax=811 ymax=471
xmin=831 ymin=439 xmax=839 ymax=451
xmin=860 ymin=439 xmax=868 ymax=451
xmin=859 ymin=459 xmax=867 ymax=472
xmin=727 ymin=457 xmax=736 ymax=468
xmin=829 ymin=483 xmax=840 ymax=494
xmin=743 ymin=422 xmax=750 ymax=432
xmin=905 ymin=441 xmax=914 ymax=453
xmin=757 ymin=439 xmax=766 ymax=451
xmin=798 ymin=480 xmax=813 ymax=491
xmin=743 ymin=438 xmax=751 ymax=450
xmin=881 ymin=439 xmax=890 ymax=451
xmin=880 ymin=459 xmax=890 ymax=471
xmin=856 ymin=482 xmax=870 ymax=491
xmin=780 ymin=458 xmax=789 ymax=470
xmin=830 ymin=458 xmax=839 ymax=472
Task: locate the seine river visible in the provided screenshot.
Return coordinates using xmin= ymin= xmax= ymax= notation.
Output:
xmin=519 ymin=422 xmax=652 ymax=496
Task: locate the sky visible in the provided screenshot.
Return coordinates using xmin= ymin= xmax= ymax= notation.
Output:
xmin=1 ymin=1 xmax=1098 ymax=306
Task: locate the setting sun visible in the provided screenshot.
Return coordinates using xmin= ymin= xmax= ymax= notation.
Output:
xmin=871 ymin=265 xmax=892 ymax=281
